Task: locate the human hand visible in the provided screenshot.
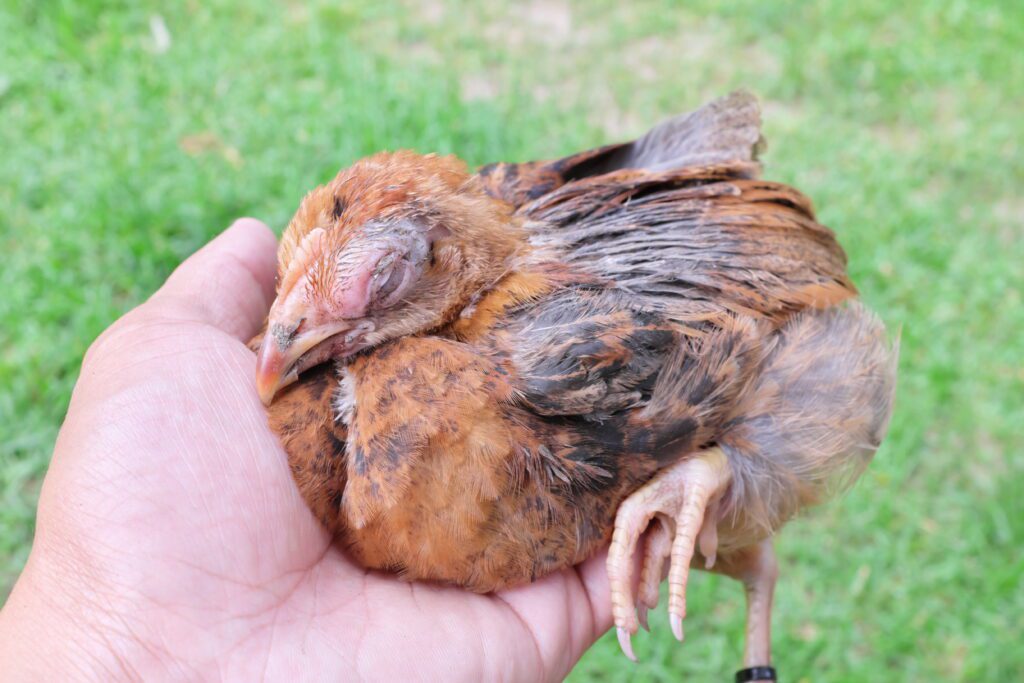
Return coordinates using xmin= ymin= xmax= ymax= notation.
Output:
xmin=0 ymin=219 xmax=617 ymax=681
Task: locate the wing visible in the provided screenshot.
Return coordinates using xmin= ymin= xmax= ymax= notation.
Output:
xmin=476 ymin=90 xmax=855 ymax=327
xmin=489 ymin=285 xmax=679 ymax=419
xmin=337 ymin=335 xmax=621 ymax=591
xmin=527 ymin=174 xmax=856 ymax=325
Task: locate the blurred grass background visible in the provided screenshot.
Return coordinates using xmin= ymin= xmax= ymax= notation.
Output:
xmin=1 ymin=0 xmax=1021 ymax=680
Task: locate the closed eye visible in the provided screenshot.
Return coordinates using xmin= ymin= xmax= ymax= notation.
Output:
xmin=371 ymin=256 xmax=414 ymax=308
xmin=376 ymin=263 xmax=405 ymax=300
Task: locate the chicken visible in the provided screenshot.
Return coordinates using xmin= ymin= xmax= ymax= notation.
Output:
xmin=252 ymin=92 xmax=897 ymax=679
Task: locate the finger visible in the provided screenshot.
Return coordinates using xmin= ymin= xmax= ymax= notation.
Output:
xmin=575 ymin=543 xmax=644 ymax=656
xmin=575 ymin=549 xmax=613 ymax=631
xmin=150 ymin=218 xmax=278 ymax=340
xmin=492 ymin=546 xmax=641 ymax=681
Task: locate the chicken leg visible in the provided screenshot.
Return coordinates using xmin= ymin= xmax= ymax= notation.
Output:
xmin=713 ymin=539 xmax=778 ymax=681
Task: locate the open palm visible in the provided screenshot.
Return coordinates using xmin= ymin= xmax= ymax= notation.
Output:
xmin=0 ymin=220 xmax=616 ymax=681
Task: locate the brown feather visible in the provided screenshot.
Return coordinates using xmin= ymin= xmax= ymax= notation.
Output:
xmin=256 ymin=91 xmax=895 ymax=593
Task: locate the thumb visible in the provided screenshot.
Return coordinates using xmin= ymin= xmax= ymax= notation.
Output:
xmin=150 ymin=218 xmax=279 ymax=340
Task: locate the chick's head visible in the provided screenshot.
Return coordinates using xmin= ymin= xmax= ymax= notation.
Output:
xmin=256 ymin=151 xmax=524 ymax=404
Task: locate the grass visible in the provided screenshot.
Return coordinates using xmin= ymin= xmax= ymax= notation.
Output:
xmin=1 ymin=0 xmax=1021 ymax=679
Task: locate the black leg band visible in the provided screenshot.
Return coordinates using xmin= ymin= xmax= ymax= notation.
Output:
xmin=735 ymin=666 xmax=777 ymax=682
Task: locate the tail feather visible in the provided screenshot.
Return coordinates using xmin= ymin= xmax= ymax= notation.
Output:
xmin=478 ymin=90 xmax=763 ymax=207
xmin=621 ymin=89 xmax=764 ymax=172
xmin=718 ymin=302 xmax=898 ymax=540
xmin=556 ymin=89 xmax=764 ymax=179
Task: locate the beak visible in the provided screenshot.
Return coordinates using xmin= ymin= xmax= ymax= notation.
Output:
xmin=255 ymin=321 xmax=350 ymax=406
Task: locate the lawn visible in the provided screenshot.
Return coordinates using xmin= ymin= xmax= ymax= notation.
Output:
xmin=1 ymin=0 xmax=1021 ymax=680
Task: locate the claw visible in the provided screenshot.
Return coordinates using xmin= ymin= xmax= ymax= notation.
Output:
xmin=670 ymin=613 xmax=685 ymax=642
xmin=617 ymin=626 xmax=637 ymax=662
xmin=637 ymin=604 xmax=650 ymax=632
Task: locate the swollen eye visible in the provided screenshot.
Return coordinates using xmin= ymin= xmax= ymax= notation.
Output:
xmin=372 ymin=256 xmax=412 ymax=308
xmin=377 ymin=264 xmax=404 ymax=299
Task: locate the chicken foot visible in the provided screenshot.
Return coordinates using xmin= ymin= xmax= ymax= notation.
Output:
xmin=606 ymin=446 xmax=778 ymax=679
xmin=607 ymin=446 xmax=732 ymax=660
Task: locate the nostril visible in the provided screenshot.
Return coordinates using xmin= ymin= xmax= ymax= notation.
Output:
xmin=272 ymin=316 xmax=306 ymax=349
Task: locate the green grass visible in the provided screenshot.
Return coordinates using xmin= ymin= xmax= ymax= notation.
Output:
xmin=2 ymin=0 xmax=1021 ymax=679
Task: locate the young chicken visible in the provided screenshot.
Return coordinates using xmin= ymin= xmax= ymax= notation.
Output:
xmin=253 ymin=92 xmax=896 ymax=680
